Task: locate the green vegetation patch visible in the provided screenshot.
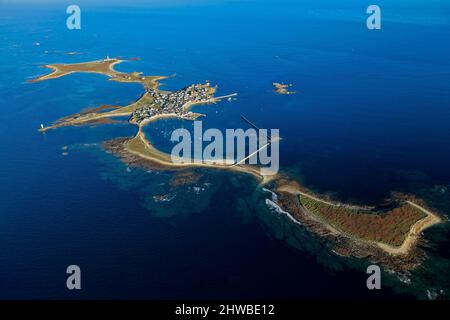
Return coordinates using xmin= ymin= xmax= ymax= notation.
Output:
xmin=300 ymin=196 xmax=427 ymax=247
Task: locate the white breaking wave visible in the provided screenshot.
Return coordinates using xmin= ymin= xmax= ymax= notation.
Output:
xmin=262 ymin=187 xmax=278 ymax=202
xmin=265 ymin=198 xmax=302 ymax=226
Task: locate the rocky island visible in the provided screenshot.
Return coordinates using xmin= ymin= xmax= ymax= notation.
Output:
xmin=273 ymin=82 xmax=296 ymax=95
xmin=270 ymin=179 xmax=443 ymax=272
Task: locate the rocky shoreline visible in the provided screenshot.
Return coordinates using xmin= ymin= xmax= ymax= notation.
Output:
xmin=103 ymin=136 xmax=437 ymax=274
xmin=272 ymin=189 xmax=425 ymax=273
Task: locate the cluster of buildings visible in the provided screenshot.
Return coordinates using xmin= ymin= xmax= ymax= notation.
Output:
xmin=130 ymin=83 xmax=215 ymax=124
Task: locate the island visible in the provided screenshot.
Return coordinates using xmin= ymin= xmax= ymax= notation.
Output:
xmin=271 ymin=179 xmax=442 ymax=271
xmin=31 ymin=58 xmax=444 ymax=273
xmin=273 ymin=82 xmax=296 ymax=95
xmin=33 ymin=58 xmax=271 ymax=182
xmin=29 ymin=57 xmax=166 ymax=89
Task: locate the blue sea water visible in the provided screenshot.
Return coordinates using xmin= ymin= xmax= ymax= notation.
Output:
xmin=0 ymin=0 xmax=450 ymax=299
